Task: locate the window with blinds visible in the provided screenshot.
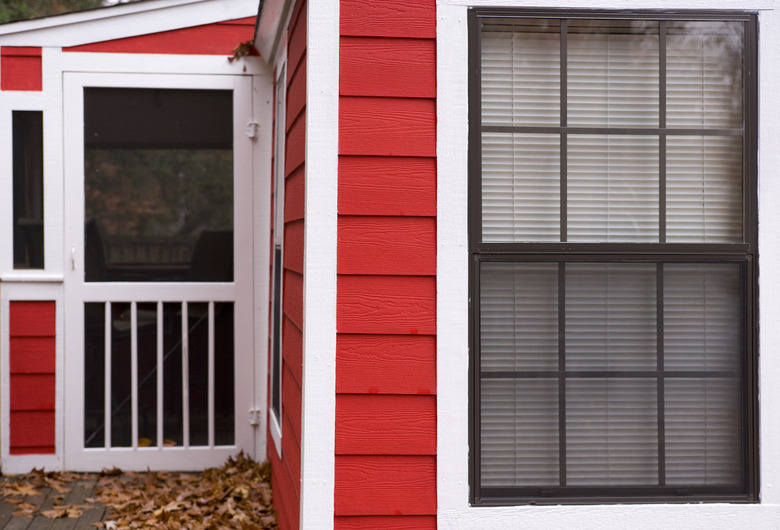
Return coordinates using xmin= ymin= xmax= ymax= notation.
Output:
xmin=469 ymin=10 xmax=757 ymax=504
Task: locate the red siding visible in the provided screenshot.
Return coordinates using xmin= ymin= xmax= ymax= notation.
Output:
xmin=0 ymin=47 xmax=42 ymax=91
xmin=269 ymin=2 xmax=307 ymax=529
xmin=63 ymin=17 xmax=257 ymax=55
xmin=336 ymin=335 xmax=436 ymax=395
xmin=334 ymin=456 xmax=437 ymax=516
xmin=334 ymin=515 xmax=437 ymax=530
xmin=9 ymin=301 xmax=56 ymax=455
xmin=336 ymin=0 xmax=437 ymax=524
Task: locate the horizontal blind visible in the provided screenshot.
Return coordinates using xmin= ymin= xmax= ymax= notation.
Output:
xmin=567 ymin=135 xmax=659 ymax=242
xmin=666 ymin=136 xmax=742 ymax=242
xmin=481 ymin=22 xmax=560 ymax=127
xmin=482 ymin=133 xmax=560 ymax=242
xmin=568 ymin=26 xmax=659 ymax=128
xmin=479 ymin=262 xmax=744 ymax=488
xmin=666 ymin=22 xmax=743 ymax=129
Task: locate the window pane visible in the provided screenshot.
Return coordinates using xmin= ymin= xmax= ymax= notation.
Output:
xmin=568 ymin=135 xmax=659 ymax=241
xmin=566 ymin=263 xmax=657 ymax=371
xmin=481 ymin=378 xmax=560 ymax=487
xmin=480 ymin=262 xmax=559 ymax=371
xmin=667 ymin=136 xmax=742 ymax=242
xmin=665 ymin=378 xmax=743 ymax=486
xmin=481 ymin=19 xmax=560 ymax=126
xmin=482 ymin=133 xmax=560 ymax=242
xmin=84 ymin=88 xmax=233 ymax=283
xmin=13 ymin=111 xmax=44 ymax=269
xmin=567 ymin=378 xmax=658 ymax=486
xmin=568 ymin=20 xmax=659 ymax=128
xmin=667 ymin=21 xmax=743 ymax=129
xmin=664 ymin=263 xmax=742 ymax=371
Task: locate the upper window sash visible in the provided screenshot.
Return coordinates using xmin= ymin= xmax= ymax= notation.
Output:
xmin=468 ymin=10 xmax=757 ymax=249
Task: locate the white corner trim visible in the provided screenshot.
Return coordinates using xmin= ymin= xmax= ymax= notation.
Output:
xmin=299 ymin=0 xmax=338 ymax=528
xmin=436 ymin=0 xmax=472 ymax=518
xmin=437 ymin=1 xmax=780 ymax=528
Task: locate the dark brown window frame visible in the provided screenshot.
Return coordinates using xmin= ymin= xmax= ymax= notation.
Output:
xmin=468 ymin=8 xmax=758 ymax=506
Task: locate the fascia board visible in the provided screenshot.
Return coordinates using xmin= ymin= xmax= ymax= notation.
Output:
xmin=0 ymin=0 xmax=259 ymax=47
xmin=254 ymin=0 xmax=294 ymax=62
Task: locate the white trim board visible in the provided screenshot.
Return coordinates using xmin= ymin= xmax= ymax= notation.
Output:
xmin=436 ymin=1 xmax=780 ymax=528
xmin=299 ymin=0 xmax=339 ymax=528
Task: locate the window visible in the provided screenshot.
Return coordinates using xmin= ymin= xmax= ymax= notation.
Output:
xmin=269 ymin=64 xmax=287 ymax=444
xmin=13 ymin=111 xmax=44 ymax=269
xmin=469 ymin=10 xmax=757 ymax=504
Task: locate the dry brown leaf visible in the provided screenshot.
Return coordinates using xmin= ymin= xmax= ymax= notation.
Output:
xmin=13 ymin=501 xmax=38 ymax=517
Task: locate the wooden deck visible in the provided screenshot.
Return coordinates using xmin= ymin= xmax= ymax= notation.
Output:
xmin=0 ymin=474 xmax=105 ymax=530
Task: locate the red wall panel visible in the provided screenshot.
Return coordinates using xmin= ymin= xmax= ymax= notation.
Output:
xmin=340 ymin=0 xmax=436 ymax=38
xmin=9 ymin=301 xmax=56 ymax=455
xmin=339 ymin=97 xmax=436 ymax=157
xmin=338 ymin=216 xmax=436 ymax=276
xmin=64 ymin=18 xmax=257 ymax=55
xmin=340 ymin=37 xmax=436 ymax=98
xmin=338 ymin=156 xmax=436 ymax=217
xmin=270 ymin=1 xmax=307 ymax=529
xmin=337 ymin=276 xmax=436 ymax=335
xmin=336 ymin=395 xmax=436 ymax=455
xmin=335 ymin=515 xmax=437 ymax=530
xmin=336 ymin=334 xmax=436 ymax=395
xmin=0 ymin=47 xmax=42 ymax=91
xmin=334 ymin=455 xmax=437 ymax=516
xmin=335 ymin=0 xmax=438 ymax=523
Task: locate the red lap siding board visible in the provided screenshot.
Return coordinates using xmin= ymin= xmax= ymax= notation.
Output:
xmin=1 ymin=47 xmax=42 ymax=91
xmin=336 ymin=0 xmax=437 ymax=527
xmin=9 ymin=301 xmax=56 ymax=455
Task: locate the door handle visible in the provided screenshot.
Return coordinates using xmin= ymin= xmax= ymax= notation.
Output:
xmin=71 ymin=246 xmax=76 ymax=270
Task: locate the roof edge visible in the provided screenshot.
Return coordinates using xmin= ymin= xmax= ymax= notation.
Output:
xmin=0 ymin=0 xmax=258 ymax=47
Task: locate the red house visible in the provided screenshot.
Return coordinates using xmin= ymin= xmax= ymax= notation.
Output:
xmin=3 ymin=0 xmax=780 ymax=528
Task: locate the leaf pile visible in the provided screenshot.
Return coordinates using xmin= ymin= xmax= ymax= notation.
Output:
xmin=94 ymin=452 xmax=277 ymax=529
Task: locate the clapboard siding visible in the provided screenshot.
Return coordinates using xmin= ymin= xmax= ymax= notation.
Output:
xmin=334 ymin=455 xmax=437 ymax=516
xmin=63 ymin=17 xmax=256 ymax=55
xmin=269 ymin=1 xmax=307 ymax=529
xmin=338 ymin=216 xmax=436 ymax=276
xmin=0 ymin=47 xmax=42 ymax=91
xmin=339 ymin=97 xmax=436 ymax=157
xmin=336 ymin=334 xmax=436 ymax=395
xmin=338 ymin=156 xmax=436 ymax=217
xmin=334 ymin=515 xmax=437 ymax=530
xmin=340 ymin=0 xmax=436 ymax=38
xmin=335 ymin=395 xmax=436 ymax=455
xmin=340 ymin=37 xmax=436 ymax=98
xmin=336 ymin=0 xmax=437 ymax=523
xmin=9 ymin=301 xmax=56 ymax=455
xmin=337 ymin=275 xmax=436 ymax=336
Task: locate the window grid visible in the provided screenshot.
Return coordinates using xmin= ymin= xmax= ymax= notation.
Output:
xmin=469 ymin=9 xmax=757 ymax=505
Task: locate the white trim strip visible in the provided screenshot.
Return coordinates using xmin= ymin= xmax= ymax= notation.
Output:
xmin=182 ymin=302 xmax=190 ymax=449
xmin=299 ymin=0 xmax=339 ymax=527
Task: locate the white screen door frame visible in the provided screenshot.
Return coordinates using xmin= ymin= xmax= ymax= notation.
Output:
xmin=63 ymin=72 xmax=255 ymax=471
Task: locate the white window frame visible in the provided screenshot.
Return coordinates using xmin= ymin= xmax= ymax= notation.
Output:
xmin=437 ymin=0 xmax=780 ymax=526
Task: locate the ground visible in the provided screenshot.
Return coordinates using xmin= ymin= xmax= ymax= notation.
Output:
xmin=0 ymin=452 xmax=276 ymax=529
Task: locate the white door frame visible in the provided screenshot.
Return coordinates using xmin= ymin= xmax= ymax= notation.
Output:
xmin=63 ymin=71 xmax=255 ymax=471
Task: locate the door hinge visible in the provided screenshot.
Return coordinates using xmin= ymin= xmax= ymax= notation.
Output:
xmin=245 ymin=121 xmax=259 ymax=139
xmin=248 ymin=407 xmax=262 ymax=426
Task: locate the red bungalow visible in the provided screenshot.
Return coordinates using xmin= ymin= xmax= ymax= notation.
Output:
xmin=2 ymin=0 xmax=780 ymax=528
